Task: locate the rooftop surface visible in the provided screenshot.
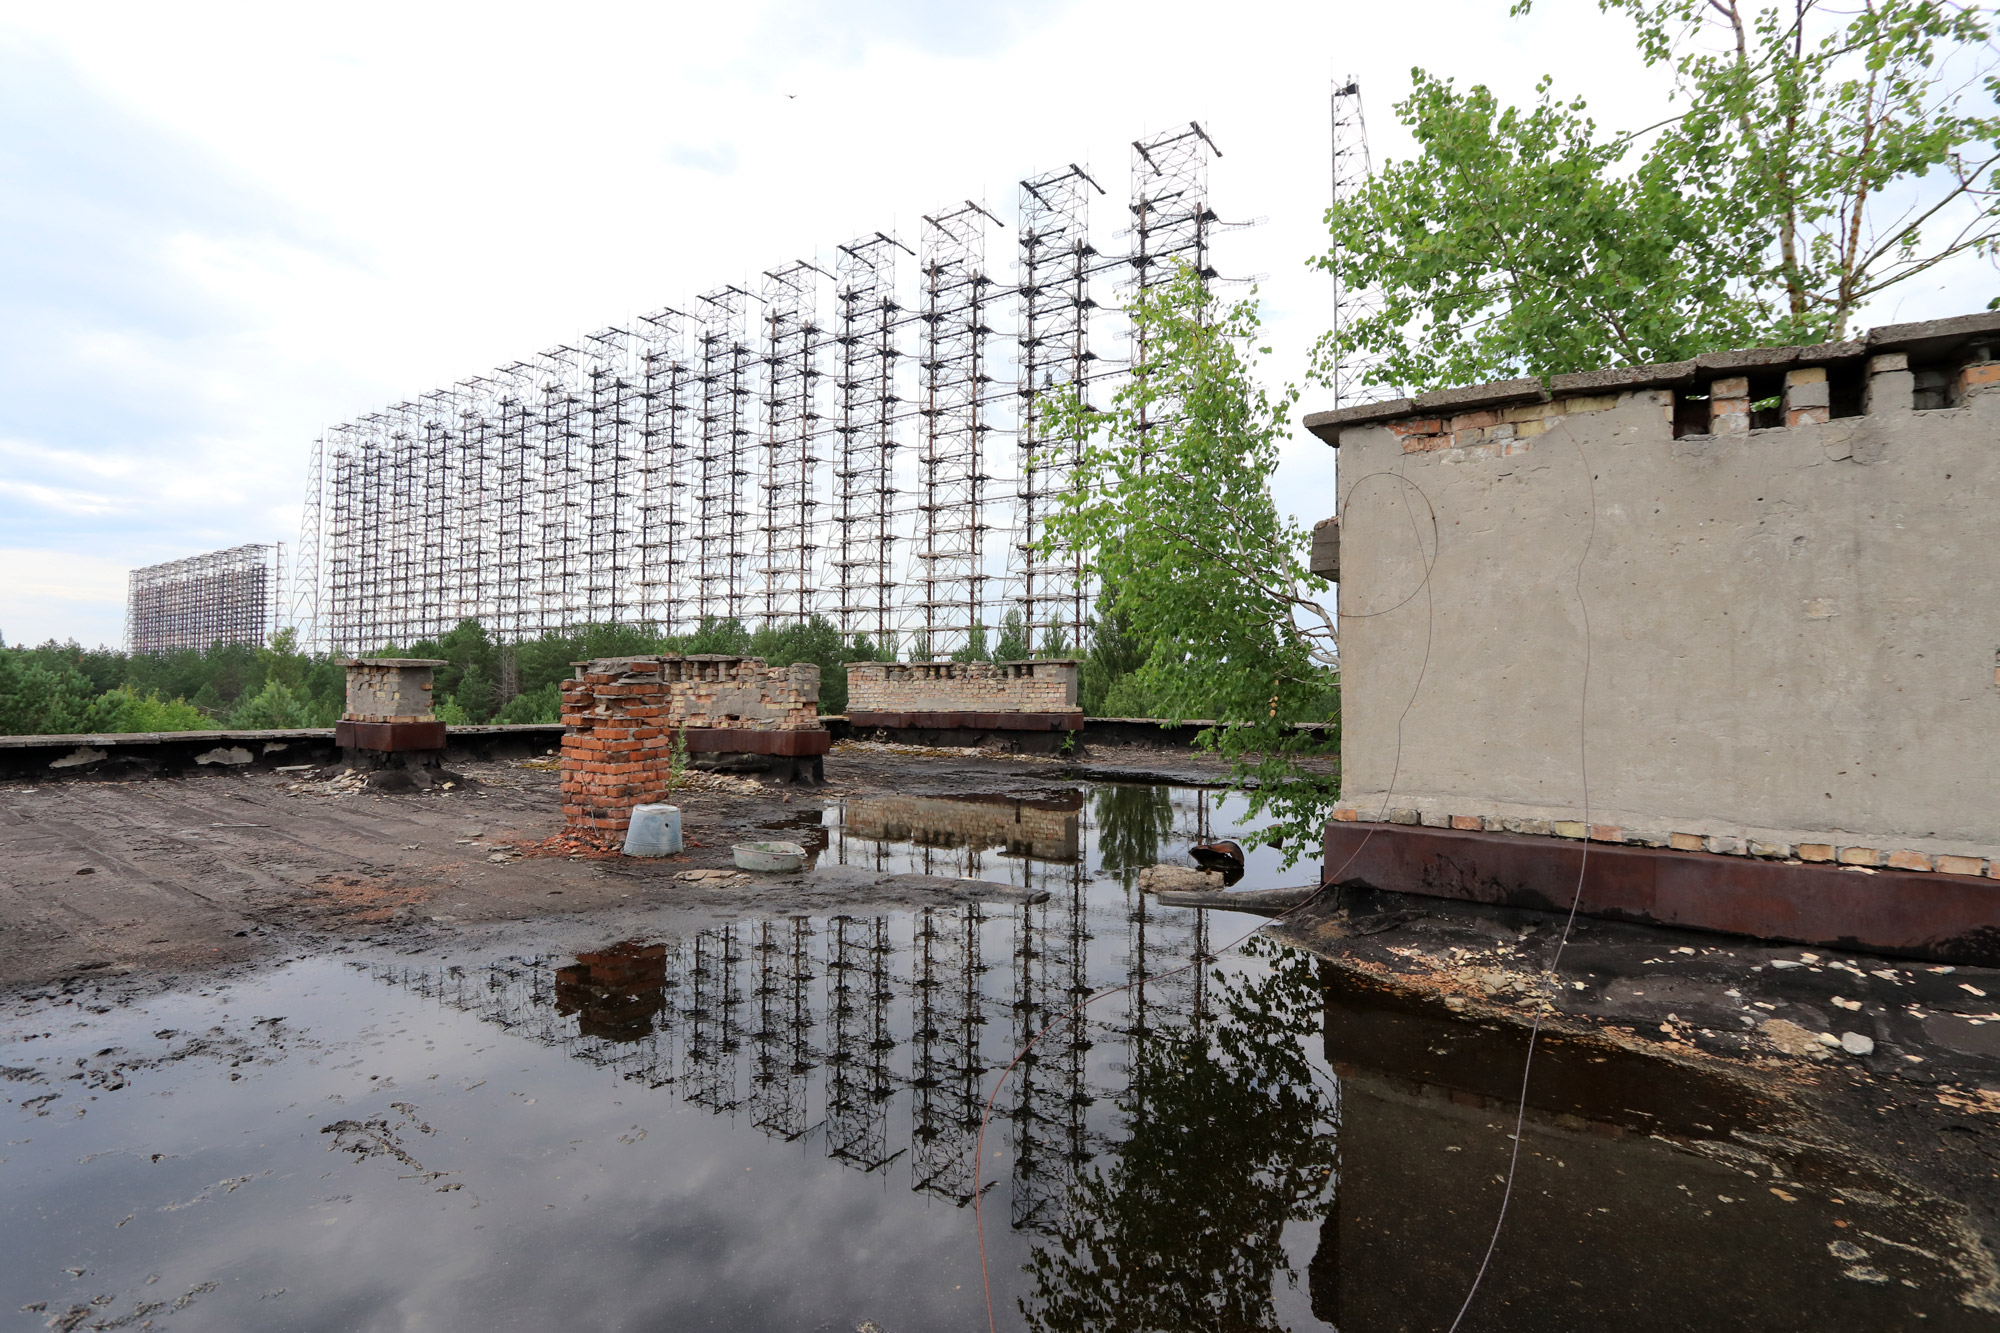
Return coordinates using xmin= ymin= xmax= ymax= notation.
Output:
xmin=2 ymin=742 xmax=1996 ymax=1323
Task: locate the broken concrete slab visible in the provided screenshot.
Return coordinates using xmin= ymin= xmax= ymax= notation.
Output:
xmin=1149 ymin=884 xmax=1324 ymax=915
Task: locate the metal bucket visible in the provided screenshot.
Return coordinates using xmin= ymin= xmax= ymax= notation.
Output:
xmin=732 ymin=840 xmax=807 ymax=873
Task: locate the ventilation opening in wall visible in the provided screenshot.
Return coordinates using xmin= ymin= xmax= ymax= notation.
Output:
xmin=1913 ymin=360 xmax=1954 ymax=411
xmin=1748 ymin=373 xmax=1784 ymax=430
xmin=1672 ymin=388 xmax=1710 ymax=437
xmin=1828 ymin=362 xmax=1866 ymax=418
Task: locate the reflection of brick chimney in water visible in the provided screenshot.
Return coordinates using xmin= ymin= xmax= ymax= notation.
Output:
xmin=554 ymin=942 xmax=669 ymax=1043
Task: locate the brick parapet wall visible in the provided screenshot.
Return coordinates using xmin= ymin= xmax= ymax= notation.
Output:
xmin=1329 ymin=803 xmax=2000 ymax=881
xmin=341 ymin=659 xmax=443 ymax=724
xmin=846 ymin=660 xmax=1080 ymax=714
xmin=559 ymin=655 xmax=822 ymax=846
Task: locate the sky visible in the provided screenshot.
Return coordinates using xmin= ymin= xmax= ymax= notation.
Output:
xmin=0 ymin=0 xmax=1989 ymax=650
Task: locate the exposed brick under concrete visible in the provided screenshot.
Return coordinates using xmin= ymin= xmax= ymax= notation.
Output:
xmin=337 ymin=659 xmax=451 ymax=780
xmin=846 ymin=660 xmax=1079 ymax=727
xmin=341 ymin=658 xmax=445 ymax=724
xmin=560 ymin=655 xmax=824 ymax=846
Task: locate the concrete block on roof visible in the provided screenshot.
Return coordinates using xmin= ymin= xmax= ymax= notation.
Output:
xmin=1548 ymin=360 xmax=1696 ymax=395
xmin=1310 ymin=515 xmax=1340 ymax=580
xmin=1303 ymin=398 xmax=1414 ymax=446
xmin=1791 ymin=339 xmax=1865 ymax=364
xmin=1867 ymin=311 xmax=2000 ymax=356
xmin=1695 ymin=346 xmax=1799 ymax=374
xmin=1412 ymin=377 xmax=1546 ymax=413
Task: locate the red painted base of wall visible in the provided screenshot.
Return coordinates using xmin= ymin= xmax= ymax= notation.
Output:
xmin=1323 ymin=820 xmax=2000 ymax=965
xmin=335 ymin=720 xmax=447 ymax=753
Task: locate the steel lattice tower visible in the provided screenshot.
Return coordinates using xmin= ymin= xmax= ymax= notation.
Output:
xmin=450 ymin=378 xmax=496 ymax=634
xmin=534 ymin=349 xmax=584 ymax=635
xmin=636 ymin=308 xmax=692 ymax=633
xmin=1013 ymin=165 xmax=1104 ymax=657
xmin=583 ymin=328 xmax=641 ymax=628
xmin=385 ymin=405 xmax=421 ymax=646
xmin=419 ymin=390 xmax=456 ymax=642
xmin=696 ymin=288 xmax=754 ymax=626
xmin=1328 ymin=77 xmax=1388 ymax=407
xmin=126 ymin=543 xmax=282 ymax=655
xmin=297 ymin=119 xmax=1233 ymax=665
xmin=293 ymin=436 xmax=324 ymax=650
xmin=493 ymin=363 xmax=539 ymax=644
xmin=832 ymin=234 xmax=908 ymax=648
xmin=1128 ymin=123 xmax=1221 ymax=463
xmin=914 ymin=203 xmax=999 ymax=657
xmin=758 ymin=262 xmax=824 ymax=629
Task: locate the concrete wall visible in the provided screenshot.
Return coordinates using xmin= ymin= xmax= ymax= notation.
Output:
xmin=1311 ymin=314 xmax=2000 ymax=874
xmin=846 ymin=660 xmax=1079 ymax=714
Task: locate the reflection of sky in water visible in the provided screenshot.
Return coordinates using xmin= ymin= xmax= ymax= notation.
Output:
xmin=3 ymin=785 xmax=1989 ymax=1330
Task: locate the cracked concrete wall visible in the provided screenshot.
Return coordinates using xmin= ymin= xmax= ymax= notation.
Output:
xmin=1327 ymin=355 xmax=2000 ymax=865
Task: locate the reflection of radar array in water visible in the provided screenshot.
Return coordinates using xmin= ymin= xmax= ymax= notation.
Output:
xmin=370 ymin=788 xmax=1223 ymax=1231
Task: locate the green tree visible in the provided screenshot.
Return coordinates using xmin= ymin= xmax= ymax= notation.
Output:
xmin=1042 ymin=266 xmax=1341 ymax=860
xmin=453 ymin=661 xmax=497 ymax=722
xmin=496 ymin=681 xmax=561 ymax=724
xmin=994 ymin=607 xmax=1031 ymax=663
xmin=1316 ymin=0 xmax=2000 ymax=392
xmin=227 ymin=678 xmax=314 ymax=729
xmin=1314 ymin=71 xmax=1766 ymax=391
xmin=0 ymin=649 xmax=96 ymax=734
xmin=951 ymin=620 xmax=992 ymax=663
xmin=1603 ymin=0 xmax=2000 ymax=336
xmin=1079 ymin=584 xmax=1147 ymax=717
xmin=83 ymin=688 xmax=210 ymax=733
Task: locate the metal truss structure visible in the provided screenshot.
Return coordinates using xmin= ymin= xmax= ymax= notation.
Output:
xmin=832 ymin=235 xmax=908 ymax=647
xmin=128 ymin=542 xmax=283 ymax=656
xmin=915 ymin=202 xmax=999 ymax=657
xmin=299 ymin=123 xmax=1229 ymax=657
xmin=1013 ymin=166 xmax=1103 ymax=655
xmin=1326 ymin=78 xmax=1391 ymax=407
xmin=759 ymin=263 xmax=824 ymax=630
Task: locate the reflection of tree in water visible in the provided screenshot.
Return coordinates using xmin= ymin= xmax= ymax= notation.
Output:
xmin=1021 ymin=938 xmax=1338 ymax=1333
xmin=1094 ymin=784 xmax=1175 ymax=881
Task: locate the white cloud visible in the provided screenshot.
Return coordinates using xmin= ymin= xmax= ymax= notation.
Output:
xmin=0 ymin=0 xmax=1985 ymax=649
xmin=0 ymin=547 xmax=129 ymax=647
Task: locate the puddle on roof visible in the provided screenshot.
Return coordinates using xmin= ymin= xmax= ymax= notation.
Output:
xmin=3 ymin=784 xmax=1995 ymax=1329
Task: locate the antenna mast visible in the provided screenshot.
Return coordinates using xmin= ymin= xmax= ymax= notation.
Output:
xmin=1329 ymin=78 xmax=1386 ymax=406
